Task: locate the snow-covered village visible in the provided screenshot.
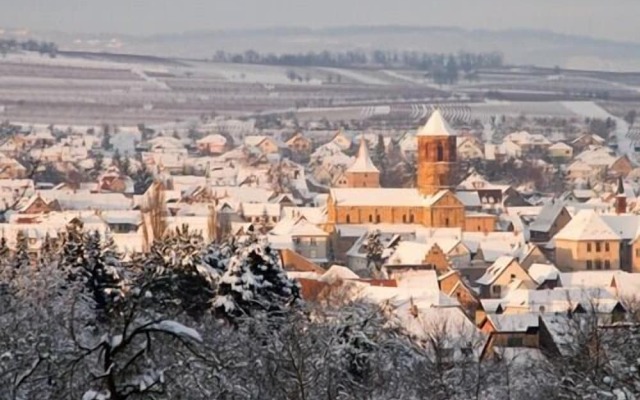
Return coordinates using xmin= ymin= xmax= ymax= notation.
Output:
xmin=6 ymin=3 xmax=640 ymax=399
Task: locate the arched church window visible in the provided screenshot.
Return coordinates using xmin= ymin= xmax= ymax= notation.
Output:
xmin=369 ymin=214 xmax=373 ymax=223
xmin=376 ymin=215 xmax=381 ymax=223
xmin=346 ymin=215 xmax=351 ymax=223
xmin=409 ymin=214 xmax=415 ymax=223
xmin=437 ymin=143 xmax=444 ymax=161
xmin=402 ymin=215 xmax=407 ymax=223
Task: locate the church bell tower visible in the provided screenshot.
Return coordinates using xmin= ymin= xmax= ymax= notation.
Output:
xmin=416 ymin=110 xmax=457 ymax=196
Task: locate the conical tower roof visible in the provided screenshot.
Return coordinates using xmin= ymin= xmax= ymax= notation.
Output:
xmin=417 ymin=109 xmax=457 ymax=137
xmin=347 ymin=136 xmax=379 ymax=173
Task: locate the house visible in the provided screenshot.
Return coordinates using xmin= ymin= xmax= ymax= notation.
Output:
xmin=548 ymin=142 xmax=573 ymax=160
xmin=438 ymin=270 xmax=480 ymax=316
xmin=457 ymin=137 xmax=484 ymax=160
xmin=0 ymin=154 xmax=27 ymax=179
xmin=16 ymin=194 xmax=61 ymax=215
xmin=387 ymin=238 xmax=471 ymax=271
xmin=269 ymin=216 xmax=330 ymax=263
xmin=147 ymin=136 xmax=187 ymax=155
xmin=528 ymin=263 xmax=561 ymax=289
xmin=97 ymin=168 xmax=134 ymax=194
xmin=239 ymin=202 xmax=281 ymax=230
xmin=571 ymin=134 xmax=606 ymax=153
xmin=196 ymin=134 xmax=227 ymax=155
xmin=480 ymin=314 xmax=540 ymax=360
xmin=528 ymin=200 xmax=572 ymax=243
xmin=244 ymin=135 xmax=280 ymax=154
xmin=285 ymin=132 xmax=312 ymax=157
xmin=554 ymin=210 xmax=621 ymax=271
xmin=476 ymin=256 xmax=535 ymax=298
xmin=329 ymin=130 xmax=352 ymax=151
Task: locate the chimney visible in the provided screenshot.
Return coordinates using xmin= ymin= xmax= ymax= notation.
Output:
xmin=615 ymin=176 xmax=627 ymax=215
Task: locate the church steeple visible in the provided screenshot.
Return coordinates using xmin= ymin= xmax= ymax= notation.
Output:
xmin=416 ymin=110 xmax=458 ymax=196
xmin=615 ymin=176 xmax=627 ymax=214
xmin=344 ymin=136 xmax=380 ymax=188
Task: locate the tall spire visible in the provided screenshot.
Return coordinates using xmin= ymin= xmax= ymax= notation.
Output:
xmin=347 ymin=136 xmax=379 ymax=173
xmin=417 ymin=109 xmax=457 ymax=137
xmin=615 ymin=176 xmax=627 ymax=214
xmin=616 ymin=176 xmax=625 ymax=196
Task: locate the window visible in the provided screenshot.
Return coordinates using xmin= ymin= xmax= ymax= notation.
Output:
xmin=445 ymin=218 xmax=450 ymax=227
xmin=596 ymin=242 xmax=601 ymax=252
xmin=595 ymin=260 xmax=602 ymax=270
xmin=492 ymin=286 xmax=502 ymax=296
xmin=605 ymin=242 xmax=610 ymax=252
xmin=586 ymin=260 xmax=593 ymax=270
xmin=507 ymin=337 xmax=524 ymax=347
xmin=376 ymin=215 xmax=381 ymax=223
xmin=410 ymin=214 xmax=415 ymax=223
xmin=310 ymin=238 xmax=317 ymax=246
xmin=346 ymin=215 xmax=351 ymax=223
xmin=587 ymin=243 xmax=592 ymax=252
xmin=402 ymin=215 xmax=407 ymax=223
xmin=605 ymin=260 xmax=611 ymax=270
xmin=437 ymin=143 xmax=444 ymax=161
xmin=368 ymin=214 xmax=373 ymax=223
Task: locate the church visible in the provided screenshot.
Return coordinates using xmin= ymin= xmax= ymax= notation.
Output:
xmin=326 ymin=110 xmax=496 ymax=232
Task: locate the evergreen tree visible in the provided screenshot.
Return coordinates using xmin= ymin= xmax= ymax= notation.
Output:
xmin=120 ymin=153 xmax=131 ymax=176
xmin=60 ymin=221 xmax=87 ymax=283
xmin=38 ymin=233 xmax=55 ymax=267
xmin=213 ymin=234 xmax=300 ymax=324
xmin=84 ymin=231 xmax=126 ymax=317
xmin=92 ymin=152 xmax=104 ymax=180
xmin=364 ymin=230 xmax=385 ymax=277
xmin=0 ymin=236 xmax=10 ymax=260
xmin=112 ymin=149 xmax=122 ymax=170
xmin=133 ymin=162 xmax=154 ymax=195
xmin=144 ymin=225 xmax=217 ymax=319
xmin=12 ymin=230 xmax=30 ymax=271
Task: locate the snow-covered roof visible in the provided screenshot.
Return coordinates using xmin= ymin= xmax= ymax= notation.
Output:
xmin=528 ymin=263 xmax=560 ymax=285
xmin=319 ymin=265 xmax=360 ymax=283
xmin=476 ymin=256 xmax=518 ymax=286
xmin=529 ymin=200 xmax=566 ymax=233
xmin=549 ymin=142 xmax=572 ymax=151
xmin=559 ymin=271 xmax=620 ymax=288
xmin=600 ymin=214 xmax=640 ymax=241
xmin=417 ymin=110 xmax=457 ymax=137
xmin=346 ymin=136 xmax=379 ymax=174
xmin=197 ymin=134 xmax=227 ymax=145
xmin=487 ymin=313 xmax=539 ymax=332
xmin=503 ymin=287 xmax=620 ymax=314
xmin=554 ymin=210 xmax=620 ymax=241
xmin=455 ymin=191 xmax=481 ymax=208
xmin=330 ymin=188 xmax=449 ymax=207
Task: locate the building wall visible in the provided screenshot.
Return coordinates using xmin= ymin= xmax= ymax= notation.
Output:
xmin=631 ymin=240 xmax=640 ymax=273
xmin=464 ymin=215 xmax=496 ymax=232
xmin=293 ymin=236 xmax=328 ymax=260
xmin=259 ymin=139 xmax=279 ymax=154
xmin=423 ymin=245 xmax=450 ymax=273
xmin=549 ymin=147 xmax=573 ymax=159
xmin=555 ymin=239 xmax=620 ymax=271
xmin=482 ymin=261 xmax=534 ymax=298
xmin=330 ymin=203 xmax=425 ymax=225
xmin=345 ymin=171 xmax=380 ymax=188
xmin=417 ymin=136 xmax=457 ymax=196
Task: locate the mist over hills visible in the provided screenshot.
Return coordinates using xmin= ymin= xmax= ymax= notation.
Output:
xmin=8 ymin=25 xmax=640 ymax=70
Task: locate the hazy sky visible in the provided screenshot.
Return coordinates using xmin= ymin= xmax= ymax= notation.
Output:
xmin=1 ymin=0 xmax=638 ymax=42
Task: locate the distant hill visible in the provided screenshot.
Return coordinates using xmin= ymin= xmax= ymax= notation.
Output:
xmin=15 ymin=25 xmax=640 ymax=71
